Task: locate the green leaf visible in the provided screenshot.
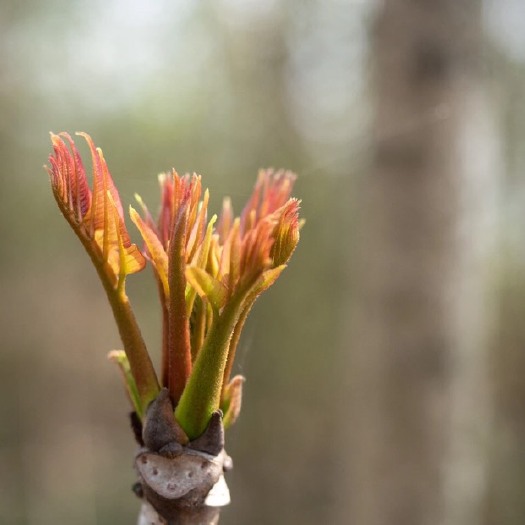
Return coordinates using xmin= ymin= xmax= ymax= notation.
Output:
xmin=108 ymin=350 xmax=143 ymax=419
xmin=186 ymin=267 xmax=228 ymax=312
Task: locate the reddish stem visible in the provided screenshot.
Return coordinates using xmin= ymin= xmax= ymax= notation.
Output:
xmin=167 ymin=206 xmax=192 ymax=404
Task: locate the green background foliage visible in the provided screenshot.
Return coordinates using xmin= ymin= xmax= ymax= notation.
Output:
xmin=1 ymin=1 xmax=524 ymax=524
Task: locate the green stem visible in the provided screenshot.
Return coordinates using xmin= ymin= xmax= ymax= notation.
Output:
xmin=175 ymin=297 xmax=243 ymax=440
xmin=221 ymin=296 xmax=254 ymax=392
xmin=106 ymin=287 xmax=160 ymax=415
xmin=74 ymin=232 xmax=160 ymax=417
xmin=56 ymin=194 xmax=160 ymax=416
xmin=158 ymin=281 xmax=170 ymax=389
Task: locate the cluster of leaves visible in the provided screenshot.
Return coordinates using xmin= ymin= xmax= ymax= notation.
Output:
xmin=47 ymin=132 xmax=301 ymax=440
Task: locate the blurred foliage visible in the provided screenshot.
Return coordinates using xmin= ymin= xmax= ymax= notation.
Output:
xmin=1 ymin=1 xmax=525 ymax=524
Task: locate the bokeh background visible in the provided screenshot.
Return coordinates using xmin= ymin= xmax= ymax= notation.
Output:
xmin=1 ymin=1 xmax=525 ymax=524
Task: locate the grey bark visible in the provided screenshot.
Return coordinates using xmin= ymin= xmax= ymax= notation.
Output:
xmin=336 ymin=1 xmax=498 ymax=525
xmin=135 ymin=389 xmax=231 ymax=525
xmin=137 ymin=500 xmax=221 ymax=525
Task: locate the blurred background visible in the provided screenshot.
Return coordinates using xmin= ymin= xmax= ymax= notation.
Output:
xmin=1 ymin=0 xmax=525 ymax=524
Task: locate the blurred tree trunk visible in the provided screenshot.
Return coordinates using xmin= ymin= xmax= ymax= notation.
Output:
xmin=337 ymin=2 xmax=499 ymax=525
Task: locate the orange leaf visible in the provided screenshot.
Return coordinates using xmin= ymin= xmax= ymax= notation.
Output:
xmin=221 ymin=375 xmax=245 ymax=428
xmin=130 ymin=206 xmax=169 ymax=296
